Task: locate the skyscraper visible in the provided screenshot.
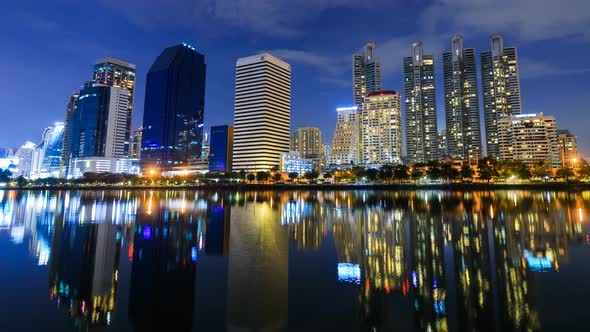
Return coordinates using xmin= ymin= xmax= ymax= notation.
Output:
xmin=291 ymin=127 xmax=322 ymax=170
xmin=360 ymin=91 xmax=403 ymax=165
xmin=69 ymin=85 xmax=131 ymax=159
xmin=30 ymin=122 xmax=65 ymax=179
xmin=556 ymin=129 xmax=577 ymax=167
xmin=60 ymin=92 xmax=79 ymax=177
xmin=353 ymin=43 xmax=381 ymax=108
xmin=141 ymin=44 xmax=206 ymax=173
xmin=232 ymin=53 xmax=291 ymax=172
xmin=404 ymin=42 xmax=438 ymax=163
xmin=331 ymin=106 xmax=359 ymax=166
xmin=498 ymin=113 xmax=559 ymax=167
xmin=92 ymin=58 xmax=136 ymax=155
xmin=481 ymin=35 xmax=522 ymax=159
xmin=443 ymin=36 xmax=482 ymax=161
xmin=129 ymin=128 xmax=142 ymax=158
xmin=209 ymin=125 xmax=234 ymax=173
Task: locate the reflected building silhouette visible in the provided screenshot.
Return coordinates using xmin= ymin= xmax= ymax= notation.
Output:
xmin=205 ymin=193 xmax=231 ymax=256
xmin=48 ymin=193 xmax=123 ymax=329
xmin=226 ymin=199 xmax=289 ymax=331
xmin=128 ymin=191 xmax=204 ymax=332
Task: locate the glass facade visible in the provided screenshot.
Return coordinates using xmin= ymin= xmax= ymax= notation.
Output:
xmin=70 ymin=86 xmax=111 ymax=158
xmin=141 ymin=44 xmax=206 ymax=173
xmin=208 ymin=125 xmax=234 ymax=173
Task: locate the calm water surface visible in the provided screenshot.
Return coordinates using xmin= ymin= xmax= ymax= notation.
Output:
xmin=1 ymin=190 xmax=589 ymax=332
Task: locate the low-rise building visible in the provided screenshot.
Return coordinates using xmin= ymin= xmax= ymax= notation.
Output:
xmin=68 ymin=157 xmax=140 ymax=179
xmin=280 ymin=151 xmax=313 ymax=175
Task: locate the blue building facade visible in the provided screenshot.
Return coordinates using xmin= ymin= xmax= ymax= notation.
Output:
xmin=69 ymin=86 xmax=111 ymax=158
xmin=208 ymin=125 xmax=234 ymax=173
xmin=141 ymin=44 xmax=206 ymax=173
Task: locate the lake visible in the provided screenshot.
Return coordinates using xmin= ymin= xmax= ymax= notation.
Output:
xmin=0 ymin=190 xmax=589 ymax=331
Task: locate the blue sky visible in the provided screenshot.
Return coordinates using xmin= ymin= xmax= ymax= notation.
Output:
xmin=1 ymin=0 xmax=589 ymax=156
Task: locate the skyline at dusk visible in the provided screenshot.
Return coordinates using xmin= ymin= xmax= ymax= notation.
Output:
xmin=2 ymin=0 xmax=590 ymax=156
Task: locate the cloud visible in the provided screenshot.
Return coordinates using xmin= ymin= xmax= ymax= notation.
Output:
xmin=423 ymin=0 xmax=590 ymax=41
xmin=519 ymin=58 xmax=590 ymax=79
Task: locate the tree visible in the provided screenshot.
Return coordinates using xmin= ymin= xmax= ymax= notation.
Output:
xmin=256 ymin=171 xmax=270 ymax=183
xmin=460 ymin=164 xmax=475 ymax=182
xmin=238 ymin=170 xmax=247 ymax=180
xmin=17 ymin=175 xmax=27 ymax=187
xmin=323 ymin=171 xmax=333 ymax=180
xmin=426 ymin=161 xmax=442 ymax=180
xmin=556 ymin=167 xmax=575 ymax=182
xmin=393 ymin=165 xmax=409 ymax=183
xmin=577 ymin=162 xmax=590 ymax=181
xmin=288 ymin=172 xmax=299 ymax=181
xmin=379 ymin=165 xmax=394 ymax=183
xmin=441 ymin=163 xmax=460 ymax=181
xmin=304 ymin=171 xmax=320 ymax=181
xmin=530 ymin=161 xmax=552 ymax=180
xmin=410 ymin=168 xmax=424 ymax=182
xmin=365 ymin=168 xmax=379 ymax=182
xmin=0 ymin=169 xmax=12 ymax=182
xmin=272 ymin=172 xmax=283 ymax=182
xmin=246 ymin=173 xmax=256 ymax=183
xmin=477 ymin=157 xmax=499 ymax=184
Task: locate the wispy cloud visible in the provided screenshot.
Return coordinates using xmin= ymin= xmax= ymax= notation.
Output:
xmin=520 ymin=58 xmax=590 ymax=79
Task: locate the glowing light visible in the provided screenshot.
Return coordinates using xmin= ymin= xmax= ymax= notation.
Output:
xmin=142 ymin=226 xmax=152 ymax=240
xmin=337 ymin=263 xmax=361 ymax=284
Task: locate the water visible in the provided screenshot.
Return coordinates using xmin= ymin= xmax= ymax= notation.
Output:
xmin=1 ymin=190 xmax=589 ymax=332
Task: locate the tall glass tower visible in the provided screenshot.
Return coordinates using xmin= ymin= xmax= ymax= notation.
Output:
xmin=443 ymin=36 xmax=482 ymax=161
xmin=404 ymin=42 xmax=438 ymax=163
xmin=481 ymin=35 xmax=522 ymax=159
xmin=353 ymin=43 xmax=381 ymax=108
xmin=141 ymin=44 xmax=206 ymax=173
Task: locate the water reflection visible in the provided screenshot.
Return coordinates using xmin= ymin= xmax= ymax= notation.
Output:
xmin=0 ymin=190 xmax=589 ymax=331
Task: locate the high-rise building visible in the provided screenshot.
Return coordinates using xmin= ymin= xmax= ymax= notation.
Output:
xmin=15 ymin=141 xmax=36 ymax=177
xmin=92 ymin=58 xmax=136 ymax=156
xmin=360 ymin=91 xmax=402 ymax=165
xmin=60 ymin=92 xmax=79 ymax=177
xmin=557 ymin=129 xmax=577 ymax=167
xmin=498 ymin=113 xmax=559 ymax=167
xmin=481 ymin=35 xmax=522 ymax=158
xmin=291 ymin=127 xmax=322 ymax=170
xmin=129 ymin=128 xmax=142 ymax=158
xmin=404 ymin=42 xmax=438 ymax=163
xmin=69 ymin=85 xmax=131 ymax=159
xmin=209 ymin=125 xmax=234 ymax=173
xmin=437 ymin=129 xmax=448 ymax=158
xmin=232 ymin=53 xmax=291 ymax=172
xmin=353 ymin=43 xmax=381 ymax=108
xmin=141 ymin=44 xmax=206 ymax=173
xmin=330 ymin=106 xmax=359 ymax=166
xmin=30 ymin=122 xmax=65 ymax=179
xmin=443 ymin=36 xmax=482 ymax=161
xmin=321 ymin=144 xmax=331 ymax=171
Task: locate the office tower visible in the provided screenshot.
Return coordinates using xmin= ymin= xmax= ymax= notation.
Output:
xmin=353 ymin=43 xmax=382 ymax=108
xmin=321 ymin=143 xmax=331 ymax=170
xmin=481 ymin=35 xmax=522 ymax=158
xmin=291 ymin=127 xmax=322 ymax=170
xmin=93 ymin=58 xmax=136 ymax=156
xmin=557 ymin=129 xmax=577 ymax=167
xmin=443 ymin=36 xmax=482 ymax=161
xmin=209 ymin=125 xmax=234 ymax=173
xmin=404 ymin=42 xmax=438 ymax=163
xmin=201 ymin=131 xmax=210 ymax=159
xmin=330 ymin=106 xmax=359 ymax=166
xmin=15 ymin=141 xmax=36 ymax=177
xmin=360 ymin=91 xmax=402 ymax=165
xmin=498 ymin=113 xmax=559 ymax=167
xmin=437 ymin=129 xmax=448 ymax=158
xmin=69 ymin=85 xmax=131 ymax=159
xmin=30 ymin=122 xmax=65 ymax=179
xmin=129 ymin=128 xmax=142 ymax=158
xmin=232 ymin=53 xmax=291 ymax=172
xmin=141 ymin=44 xmax=206 ymax=173
xmin=60 ymin=92 xmax=79 ymax=177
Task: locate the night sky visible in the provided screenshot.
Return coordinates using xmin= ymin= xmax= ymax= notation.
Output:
xmin=1 ymin=0 xmax=589 ymax=156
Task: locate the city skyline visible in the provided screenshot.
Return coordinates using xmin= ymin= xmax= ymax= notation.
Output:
xmin=2 ymin=1 xmax=589 ymax=158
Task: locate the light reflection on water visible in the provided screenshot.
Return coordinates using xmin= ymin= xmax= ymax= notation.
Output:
xmin=0 ymin=189 xmax=589 ymax=332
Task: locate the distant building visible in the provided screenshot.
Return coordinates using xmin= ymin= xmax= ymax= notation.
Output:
xmin=30 ymin=122 xmax=65 ymax=179
xmin=291 ymin=127 xmax=322 ymax=170
xmin=232 ymin=53 xmax=291 ymax=172
xmin=141 ymin=44 xmax=206 ymax=174
xmin=129 ymin=128 xmax=142 ymax=158
xmin=557 ymin=129 xmax=577 ymax=167
xmin=330 ymin=106 xmax=359 ymax=166
xmin=68 ymin=157 xmax=140 ymax=179
xmin=70 ymin=85 xmax=131 ymax=159
xmin=404 ymin=42 xmax=438 ymax=163
xmin=437 ymin=130 xmax=448 ymax=158
xmin=481 ymin=35 xmax=522 ymax=158
xmin=360 ymin=91 xmax=402 ymax=165
xmin=353 ymin=43 xmax=382 ymax=108
xmin=498 ymin=113 xmax=559 ymax=167
xmin=201 ymin=131 xmax=210 ymax=160
xmin=443 ymin=36 xmax=482 ymax=161
xmin=60 ymin=92 xmax=79 ymax=177
xmin=209 ymin=125 xmax=234 ymax=173
xmin=321 ymin=144 xmax=331 ymax=171
xmin=280 ymin=151 xmax=313 ymax=174
xmin=15 ymin=141 xmax=36 ymax=177
xmin=92 ymin=57 xmax=136 ymax=156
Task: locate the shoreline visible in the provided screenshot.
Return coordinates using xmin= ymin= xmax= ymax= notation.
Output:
xmin=2 ymin=182 xmax=590 ymax=191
